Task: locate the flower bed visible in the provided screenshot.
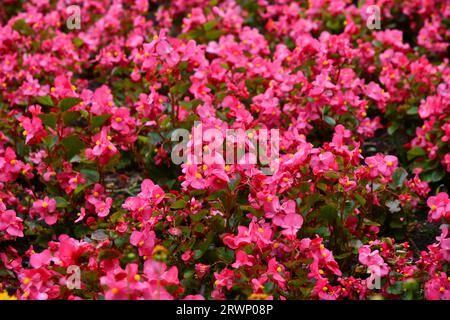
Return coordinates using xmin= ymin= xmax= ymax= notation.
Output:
xmin=0 ymin=0 xmax=449 ymax=300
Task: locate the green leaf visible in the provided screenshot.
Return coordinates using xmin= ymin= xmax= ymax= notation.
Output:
xmin=171 ymin=199 xmax=186 ymax=209
xmin=74 ymin=183 xmax=90 ymax=195
xmin=73 ymin=37 xmax=84 ymax=48
xmin=63 ymin=111 xmax=81 ymax=126
xmin=334 ymin=252 xmax=353 ymax=260
xmin=178 ymin=101 xmax=192 ymax=110
xmin=354 ymin=193 xmax=366 ymax=206
xmin=324 ymin=171 xmax=339 ymax=179
xmin=204 ymin=19 xmax=218 ymax=32
xmin=220 ymin=63 xmax=230 ymax=70
xmin=12 ymin=19 xmax=33 ymax=36
xmin=406 ymin=106 xmax=418 ymax=115
xmin=80 ymin=169 xmax=100 ymax=183
xmin=36 ymin=95 xmax=54 ymax=107
xmin=59 ymin=97 xmax=82 ymax=111
xmin=39 ymin=113 xmax=57 ymax=129
xmin=422 ymin=169 xmax=445 ymax=183
xmin=55 ymin=196 xmax=69 ymax=208
xmin=363 ymin=218 xmax=381 ymax=226
xmin=387 ymin=123 xmax=399 ymax=135
xmin=235 ymin=67 xmax=247 ymax=73
xmin=91 ymin=114 xmax=111 ymax=128
xmin=387 ymin=281 xmax=403 ymax=295
xmin=61 ymin=135 xmax=85 ymax=159
xmin=98 ymin=249 xmax=121 ymax=261
xmin=323 ymin=116 xmax=336 ymax=127
xmin=194 ymin=223 xmax=205 ymax=233
xmin=390 ymin=167 xmax=408 ymax=189
xmin=216 ymin=247 xmax=235 ymax=263
xmin=228 ymin=174 xmax=241 ymax=191
xmin=407 ymin=147 xmax=426 ymax=160
xmin=319 ymin=205 xmax=337 ymax=223
xmin=205 ymin=29 xmax=223 ymax=41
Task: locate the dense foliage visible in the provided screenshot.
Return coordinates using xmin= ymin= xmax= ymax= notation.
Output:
xmin=0 ymin=0 xmax=449 ymax=300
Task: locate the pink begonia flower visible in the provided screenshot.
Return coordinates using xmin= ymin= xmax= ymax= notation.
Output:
xmin=266 ymin=258 xmax=286 ymax=289
xmin=231 ymin=250 xmax=254 ymax=268
xmin=358 ymin=245 xmax=389 ymax=277
xmin=214 ymin=268 xmax=234 ymax=290
xmin=418 ymin=96 xmax=442 ymax=119
xmin=74 ymin=207 xmax=86 ymax=223
xmin=32 ymin=196 xmax=58 ymax=225
xmin=441 ymin=238 xmax=450 ymax=262
xmin=50 ymin=75 xmax=77 ymax=99
xmin=443 ymin=153 xmax=450 ymax=172
xmin=310 ymin=151 xmax=338 ymax=175
xmin=144 ymin=260 xmax=179 ymax=286
xmin=57 ymin=235 xmax=92 ymax=266
xmin=223 ymin=225 xmax=252 ymax=249
xmin=94 ymin=197 xmax=113 ymax=218
xmin=19 ymin=115 xmax=47 ymax=145
xmin=308 ymin=239 xmax=343 ymax=277
xmin=251 ymin=276 xmax=268 ymax=293
xmin=279 ymin=213 xmax=303 ymax=238
xmin=130 ymin=227 xmax=156 ymax=257
xmin=184 ymin=295 xmax=205 ymax=300
xmin=181 ymin=250 xmax=194 ymax=262
xmin=85 ymin=127 xmax=118 ymax=165
xmin=139 ymin=179 xmax=165 ymax=205
xmin=339 ymin=176 xmax=357 ymax=191
xmin=181 ymin=164 xmax=206 ymax=190
xmin=257 ymin=192 xmax=280 ymax=215
xmin=111 ymin=107 xmax=135 ymax=135
xmin=365 ymin=154 xmax=398 ymax=178
xmin=427 ymin=192 xmax=450 ymax=222
xmin=425 ymin=273 xmax=450 ymax=300
xmin=90 ymin=85 xmax=115 ymax=115
xmin=195 ymin=264 xmax=211 ymax=278
xmin=30 ymin=249 xmax=53 ymax=268
xmin=0 ymin=202 xmax=23 ymax=237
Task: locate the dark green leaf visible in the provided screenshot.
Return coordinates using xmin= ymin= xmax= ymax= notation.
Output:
xmin=80 ymin=169 xmax=100 ymax=183
xmin=59 ymin=97 xmax=82 ymax=111
xmin=36 ymin=95 xmax=54 ymax=107
xmin=39 ymin=113 xmax=57 ymax=129
xmin=407 ymin=147 xmax=426 ymax=161
xmin=91 ymin=114 xmax=111 ymax=128
xmin=61 ymin=135 xmax=85 ymax=159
